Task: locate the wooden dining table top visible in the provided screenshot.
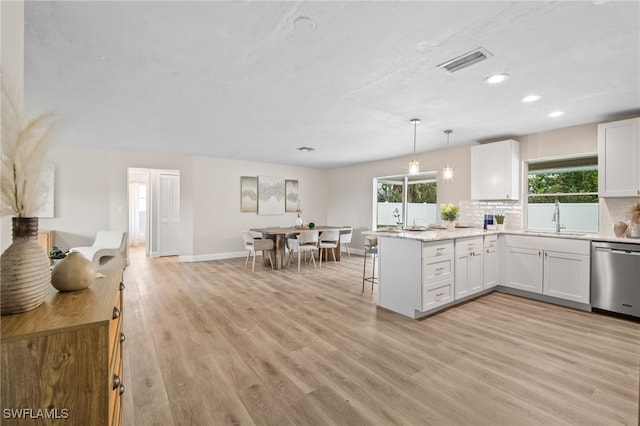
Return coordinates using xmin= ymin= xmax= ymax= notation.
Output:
xmin=249 ymin=225 xmax=351 ymax=235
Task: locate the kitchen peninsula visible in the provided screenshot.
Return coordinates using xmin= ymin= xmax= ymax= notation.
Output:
xmin=369 ymin=228 xmax=628 ymax=319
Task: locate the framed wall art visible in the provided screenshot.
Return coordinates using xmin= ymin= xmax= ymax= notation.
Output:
xmin=285 ymin=179 xmax=299 ymax=212
xmin=258 ymin=176 xmax=285 ymax=215
xmin=240 ymin=176 xmax=257 ymax=213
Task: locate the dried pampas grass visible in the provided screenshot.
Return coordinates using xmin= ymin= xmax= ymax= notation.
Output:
xmin=631 ymin=202 xmax=640 ymax=224
xmin=1 ymin=82 xmax=56 ymax=217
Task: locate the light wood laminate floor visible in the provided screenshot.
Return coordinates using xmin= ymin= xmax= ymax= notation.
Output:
xmin=121 ymin=247 xmax=639 ymax=426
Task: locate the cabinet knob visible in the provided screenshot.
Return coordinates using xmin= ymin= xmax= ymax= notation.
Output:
xmin=119 ymin=384 xmax=125 ymax=396
xmin=120 ymin=332 xmax=126 ymax=343
xmin=112 ymin=307 xmax=120 ymax=320
xmin=436 ymin=292 xmax=445 ymax=297
xmin=113 ymin=374 xmax=121 ymax=389
xmin=119 ymin=282 xmax=126 ymax=291
xmin=538 ymin=251 xmax=542 ymax=256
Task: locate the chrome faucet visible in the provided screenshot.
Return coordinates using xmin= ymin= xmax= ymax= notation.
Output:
xmin=551 ymin=199 xmax=565 ymax=233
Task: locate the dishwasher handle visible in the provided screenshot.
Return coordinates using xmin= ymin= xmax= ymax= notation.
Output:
xmin=595 ymin=247 xmax=640 ymax=256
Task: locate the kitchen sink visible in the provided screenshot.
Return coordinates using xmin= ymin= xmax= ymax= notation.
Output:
xmin=524 ymin=230 xmax=587 ymax=237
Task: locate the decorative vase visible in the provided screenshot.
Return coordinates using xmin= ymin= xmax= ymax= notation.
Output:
xmin=0 ymin=217 xmax=52 ymax=314
xmin=446 ymin=221 xmax=456 ymax=232
xmin=627 ymin=222 xmax=640 ymax=238
xmin=613 ymin=221 xmax=628 ymax=237
xmin=295 ymin=216 xmax=303 ymax=228
xmin=52 ymin=252 xmax=96 ymax=292
xmin=496 ymin=224 xmax=505 ymax=231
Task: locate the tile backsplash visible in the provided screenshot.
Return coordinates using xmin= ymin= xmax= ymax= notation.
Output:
xmin=600 ymin=197 xmax=640 ymax=236
xmin=459 ymin=200 xmax=522 ymax=229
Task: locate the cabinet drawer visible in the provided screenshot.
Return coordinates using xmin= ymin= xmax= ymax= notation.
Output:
xmin=422 ymin=241 xmax=453 ymax=258
xmin=109 ymin=345 xmax=123 ymax=426
xmin=423 ymin=256 xmax=453 ymax=283
xmin=108 ymin=292 xmax=122 ymax=359
xmin=484 ymin=236 xmax=498 ymax=248
xmin=422 ymin=281 xmax=454 ymax=311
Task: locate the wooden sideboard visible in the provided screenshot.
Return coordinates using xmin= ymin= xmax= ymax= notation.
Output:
xmin=1 ymin=271 xmax=125 ymax=425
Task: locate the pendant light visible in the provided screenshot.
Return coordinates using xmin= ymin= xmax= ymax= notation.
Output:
xmin=409 ymin=118 xmax=420 ymax=175
xmin=443 ymin=129 xmax=453 ymax=180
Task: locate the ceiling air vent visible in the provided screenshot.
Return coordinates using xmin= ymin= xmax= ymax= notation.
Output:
xmin=437 ymin=48 xmax=493 ymax=73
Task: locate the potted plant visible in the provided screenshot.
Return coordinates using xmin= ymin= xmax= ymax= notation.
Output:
xmin=49 ymin=246 xmax=67 ymax=266
xmin=494 ymin=214 xmax=505 ymax=231
xmin=440 ymin=203 xmax=459 ymax=231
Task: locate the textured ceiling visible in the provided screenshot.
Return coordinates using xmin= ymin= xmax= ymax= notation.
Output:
xmin=24 ymin=1 xmax=640 ymax=168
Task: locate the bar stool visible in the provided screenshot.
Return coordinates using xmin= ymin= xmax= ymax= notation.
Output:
xmin=362 ymin=236 xmax=378 ymax=292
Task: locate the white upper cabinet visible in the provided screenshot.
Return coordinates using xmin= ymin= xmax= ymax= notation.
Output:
xmin=471 ymin=140 xmax=520 ymax=200
xmin=598 ymin=117 xmax=640 ymax=197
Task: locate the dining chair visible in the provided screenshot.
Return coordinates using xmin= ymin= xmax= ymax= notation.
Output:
xmin=242 ymin=231 xmax=274 ymax=272
xmin=340 ymin=227 xmax=353 ymax=258
xmin=295 ymin=230 xmax=318 ymax=272
xmin=318 ymin=230 xmax=340 ymax=268
xmin=362 ymin=235 xmax=378 ymax=292
xmin=285 ymin=235 xmax=298 ymax=267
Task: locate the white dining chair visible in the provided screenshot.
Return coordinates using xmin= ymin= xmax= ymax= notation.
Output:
xmin=362 ymin=235 xmax=378 ymax=292
xmin=295 ymin=230 xmax=318 ymax=272
xmin=318 ymin=230 xmax=340 ymax=268
xmin=242 ymin=232 xmax=274 ymax=272
xmin=340 ymin=227 xmax=353 ymax=258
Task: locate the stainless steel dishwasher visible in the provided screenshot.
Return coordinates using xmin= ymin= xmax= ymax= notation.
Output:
xmin=591 ymin=241 xmax=640 ymax=318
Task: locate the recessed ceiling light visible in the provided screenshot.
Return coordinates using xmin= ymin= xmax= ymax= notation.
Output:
xmin=484 ymin=73 xmax=509 ymax=84
xmin=521 ymin=94 xmax=541 ymax=103
xmin=548 ymin=111 xmax=565 ymax=118
xmin=293 ymin=16 xmax=316 ymax=32
xmin=297 ymin=146 xmax=315 ymax=152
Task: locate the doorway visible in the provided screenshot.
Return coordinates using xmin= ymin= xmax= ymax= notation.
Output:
xmin=127 ymin=168 xmax=180 ymax=257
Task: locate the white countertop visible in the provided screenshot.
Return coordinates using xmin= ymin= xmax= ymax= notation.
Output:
xmin=364 ymin=227 xmax=640 ymax=244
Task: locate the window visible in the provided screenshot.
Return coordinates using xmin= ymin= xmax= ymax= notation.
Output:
xmin=374 ymin=172 xmax=437 ymax=228
xmin=526 ymin=156 xmax=598 ymax=232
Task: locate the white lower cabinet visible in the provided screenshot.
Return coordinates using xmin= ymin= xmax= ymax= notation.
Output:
xmin=422 ymin=240 xmax=454 ymax=311
xmin=483 ymin=236 xmax=499 ymax=289
xmin=504 ymin=235 xmax=590 ymax=304
xmin=543 ymin=250 xmax=590 ymax=303
xmin=455 ymin=237 xmax=484 ymax=299
xmin=504 ymin=246 xmax=543 ymax=292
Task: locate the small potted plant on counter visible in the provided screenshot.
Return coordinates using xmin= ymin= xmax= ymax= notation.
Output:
xmin=494 ymin=214 xmax=505 ymax=231
xmin=440 ymin=203 xmax=459 ymax=232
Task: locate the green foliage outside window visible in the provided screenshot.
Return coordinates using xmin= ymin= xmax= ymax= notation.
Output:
xmin=528 ymin=169 xmax=598 ymax=203
xmin=378 ymin=183 xmax=436 ymax=203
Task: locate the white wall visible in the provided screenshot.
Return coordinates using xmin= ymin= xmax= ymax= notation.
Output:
xmin=0 ymin=0 xmax=25 ymax=252
xmin=35 ymin=143 xmax=328 ymax=261
xmin=326 ymin=145 xmax=470 ymax=249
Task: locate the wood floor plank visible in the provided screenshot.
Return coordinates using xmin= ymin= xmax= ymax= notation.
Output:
xmin=121 ymin=247 xmax=640 ymax=425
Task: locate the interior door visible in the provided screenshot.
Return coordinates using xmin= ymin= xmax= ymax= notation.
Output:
xmin=158 ymin=173 xmax=180 ymax=256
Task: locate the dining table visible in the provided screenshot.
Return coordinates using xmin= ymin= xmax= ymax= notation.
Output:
xmin=249 ymin=225 xmax=352 ymax=270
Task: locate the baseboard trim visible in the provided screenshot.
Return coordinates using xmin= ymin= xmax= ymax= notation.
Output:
xmin=179 ymin=251 xmax=246 ymax=263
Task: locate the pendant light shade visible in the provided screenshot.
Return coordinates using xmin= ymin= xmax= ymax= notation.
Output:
xmin=409 ymin=118 xmax=420 ymax=175
xmin=443 ymin=129 xmax=453 ymax=180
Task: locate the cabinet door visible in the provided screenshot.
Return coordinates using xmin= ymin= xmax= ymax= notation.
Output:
xmin=505 ymin=246 xmax=543 ymax=293
xmin=598 ymin=117 xmax=640 ymax=197
xmin=483 ymin=247 xmax=499 ymax=289
xmin=455 ymin=252 xmax=470 ymax=299
xmin=471 ymin=140 xmax=519 ymax=200
xmin=468 ymin=251 xmax=483 ymax=294
xmin=543 ymin=251 xmax=590 ymax=304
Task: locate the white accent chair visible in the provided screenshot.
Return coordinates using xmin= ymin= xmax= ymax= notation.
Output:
xmin=242 ymin=232 xmax=274 ymax=272
xmin=318 ymin=230 xmax=340 ymax=268
xmin=70 ymin=230 xmax=128 ymax=272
